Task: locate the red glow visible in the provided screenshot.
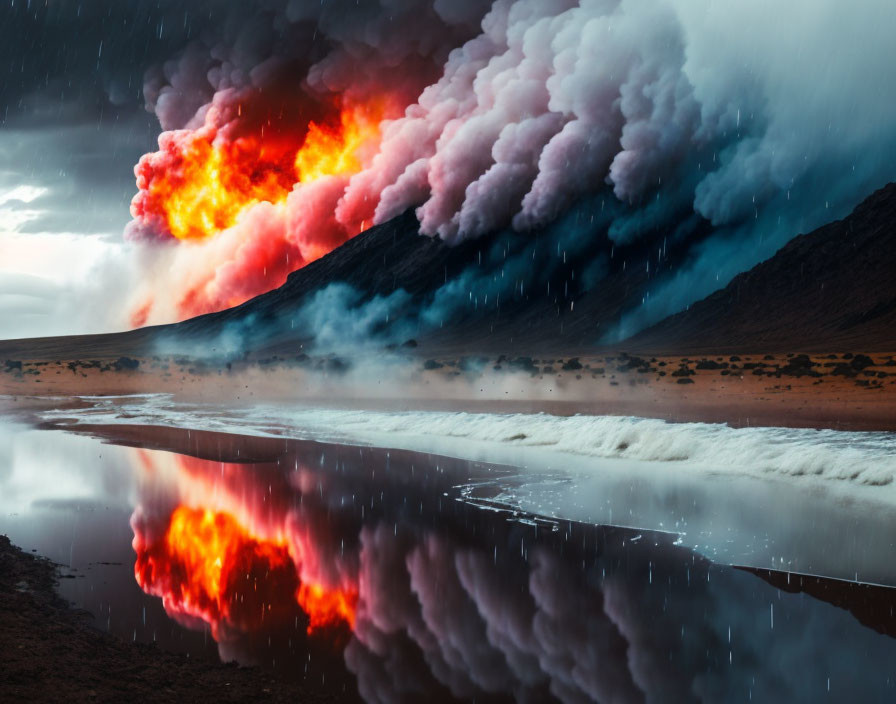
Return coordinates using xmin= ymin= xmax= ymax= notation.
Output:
xmin=298 ymin=582 xmax=357 ymax=632
xmin=125 ymin=93 xmax=392 ymax=324
xmin=131 ymin=103 xmax=382 ymax=242
xmin=134 ymin=504 xmax=357 ymax=637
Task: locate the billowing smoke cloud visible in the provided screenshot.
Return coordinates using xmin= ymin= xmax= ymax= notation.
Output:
xmin=127 ymin=0 xmax=896 ymax=338
xmin=126 ymin=1 xmax=491 ymax=324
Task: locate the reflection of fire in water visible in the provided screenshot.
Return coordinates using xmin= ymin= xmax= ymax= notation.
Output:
xmin=131 ymin=456 xmax=357 ymax=640
xmin=123 ymin=435 xmax=724 ymax=703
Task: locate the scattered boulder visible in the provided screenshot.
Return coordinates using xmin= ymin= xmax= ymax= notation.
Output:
xmin=508 ymin=357 xmax=539 ymax=376
xmin=696 ymin=360 xmax=727 ymax=370
xmin=780 ymin=354 xmax=820 ymax=377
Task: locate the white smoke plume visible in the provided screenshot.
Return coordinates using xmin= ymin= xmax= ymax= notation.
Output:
xmin=128 ymin=0 xmax=896 ymax=334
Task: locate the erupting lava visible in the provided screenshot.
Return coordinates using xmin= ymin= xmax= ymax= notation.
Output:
xmin=126 ymin=93 xmax=393 ymax=323
xmin=134 ymin=505 xmax=356 ymax=637
xmin=132 ymin=103 xmax=382 ymax=241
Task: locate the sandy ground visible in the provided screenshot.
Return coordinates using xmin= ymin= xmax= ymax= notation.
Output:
xmin=1 ymin=350 xmax=895 ymax=431
xmin=0 ymin=535 xmax=352 ymax=703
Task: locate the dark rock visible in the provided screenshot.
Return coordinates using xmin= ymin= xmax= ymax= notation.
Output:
xmin=695 ymin=360 xmax=727 ymax=370
xmin=562 ymin=357 xmax=583 ymax=371
xmin=114 ymin=356 xmax=140 ymax=371
xmin=850 ymin=354 xmax=875 ymax=371
xmin=508 ymin=356 xmax=539 ymax=376
xmin=780 ymin=354 xmax=819 ymax=377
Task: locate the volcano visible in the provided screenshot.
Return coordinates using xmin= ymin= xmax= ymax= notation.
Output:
xmin=2 ymin=183 xmax=895 ymax=362
xmin=135 ymin=179 xmax=896 ymax=356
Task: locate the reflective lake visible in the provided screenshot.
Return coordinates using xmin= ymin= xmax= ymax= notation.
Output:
xmin=2 ymin=413 xmax=896 ymax=702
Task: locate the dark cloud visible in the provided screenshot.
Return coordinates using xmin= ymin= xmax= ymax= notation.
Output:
xmin=0 ymin=1 xmax=233 ymax=125
xmin=0 ymin=1 xmax=255 ymax=245
xmin=0 ymin=118 xmax=157 ymax=235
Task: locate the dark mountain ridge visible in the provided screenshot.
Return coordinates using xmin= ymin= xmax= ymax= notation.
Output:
xmin=1 ymin=183 xmax=893 ymax=361
xmin=626 ymin=182 xmax=896 ymax=353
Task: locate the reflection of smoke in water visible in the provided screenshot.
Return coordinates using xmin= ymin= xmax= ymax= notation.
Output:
xmin=123 ymin=432 xmax=896 ymax=703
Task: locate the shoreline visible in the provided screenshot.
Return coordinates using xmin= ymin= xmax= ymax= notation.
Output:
xmin=4 ymin=416 xmax=896 ymax=701
xmin=2 ymin=349 xmax=896 ymax=431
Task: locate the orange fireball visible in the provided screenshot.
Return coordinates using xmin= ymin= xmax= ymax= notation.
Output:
xmin=132 ymin=102 xmax=383 ymax=242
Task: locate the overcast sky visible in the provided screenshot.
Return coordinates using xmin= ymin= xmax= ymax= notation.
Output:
xmin=0 ymin=1 xmax=228 ymax=338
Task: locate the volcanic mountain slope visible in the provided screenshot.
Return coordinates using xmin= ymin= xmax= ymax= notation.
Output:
xmin=0 ymin=206 xmax=674 ymax=359
xmin=2 ymin=182 xmax=894 ymax=362
xmin=169 ymin=207 xmax=683 ymax=356
xmin=626 ymin=182 xmax=896 ymax=354
xmin=0 ymin=211 xmax=481 ymax=360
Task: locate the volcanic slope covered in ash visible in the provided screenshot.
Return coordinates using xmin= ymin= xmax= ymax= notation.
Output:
xmin=170 ymin=202 xmax=708 ymax=357
xmin=626 ymin=182 xmax=896 ymax=354
xmin=0 ymin=200 xmax=704 ymax=360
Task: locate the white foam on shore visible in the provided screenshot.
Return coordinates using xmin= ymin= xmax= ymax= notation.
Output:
xmin=42 ymin=394 xmax=896 ymax=490
xmin=37 ymin=394 xmax=896 ymax=583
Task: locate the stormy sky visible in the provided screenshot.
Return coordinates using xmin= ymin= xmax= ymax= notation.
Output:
xmin=0 ymin=1 xmax=227 ymax=338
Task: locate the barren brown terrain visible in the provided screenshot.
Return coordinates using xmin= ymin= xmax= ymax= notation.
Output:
xmin=2 ymin=348 xmax=895 ymax=431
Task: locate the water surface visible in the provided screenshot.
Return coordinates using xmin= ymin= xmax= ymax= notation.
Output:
xmin=2 ymin=414 xmax=896 ymax=702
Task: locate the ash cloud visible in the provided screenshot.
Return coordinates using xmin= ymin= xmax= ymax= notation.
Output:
xmin=124 ymin=0 xmax=493 ymax=324
xmin=4 ymin=0 xmax=894 ymax=341
xmin=126 ymin=0 xmax=896 ymax=339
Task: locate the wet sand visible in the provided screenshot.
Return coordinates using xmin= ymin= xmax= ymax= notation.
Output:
xmin=2 ymin=349 xmax=896 ymax=431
